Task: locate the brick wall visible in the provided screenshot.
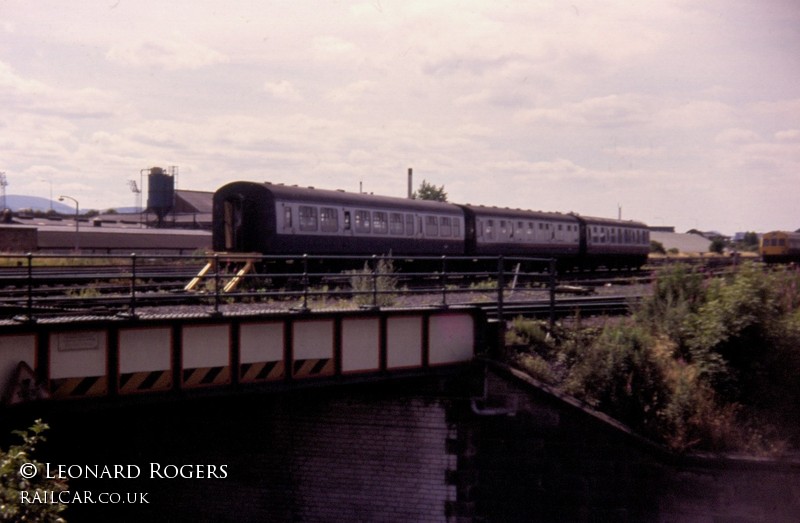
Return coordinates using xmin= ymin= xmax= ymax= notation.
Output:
xmin=16 ymin=363 xmax=800 ymax=522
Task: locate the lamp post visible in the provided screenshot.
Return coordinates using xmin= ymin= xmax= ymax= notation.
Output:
xmin=58 ymin=195 xmax=80 ymax=251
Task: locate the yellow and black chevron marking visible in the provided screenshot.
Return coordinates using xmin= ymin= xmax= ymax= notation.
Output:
xmin=119 ymin=370 xmax=172 ymax=394
xmin=240 ymin=361 xmax=285 ymax=383
xmin=182 ymin=366 xmax=230 ymax=388
xmin=292 ymin=358 xmax=334 ymax=378
xmin=50 ymin=376 xmax=108 ymax=399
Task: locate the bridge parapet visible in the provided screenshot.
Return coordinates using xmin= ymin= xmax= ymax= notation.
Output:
xmin=0 ymin=306 xmax=485 ymax=406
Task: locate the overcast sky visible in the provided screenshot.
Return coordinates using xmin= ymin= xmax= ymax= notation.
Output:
xmin=2 ymin=1 xmax=798 ymax=233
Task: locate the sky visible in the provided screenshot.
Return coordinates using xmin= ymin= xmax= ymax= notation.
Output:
xmin=1 ymin=1 xmax=799 ymax=234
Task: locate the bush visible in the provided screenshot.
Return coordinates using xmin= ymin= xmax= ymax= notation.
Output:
xmin=0 ymin=420 xmax=68 ymax=522
xmin=563 ymin=322 xmax=668 ymax=437
xmin=347 ymin=258 xmax=398 ymax=307
xmin=508 ymin=263 xmax=800 ymax=453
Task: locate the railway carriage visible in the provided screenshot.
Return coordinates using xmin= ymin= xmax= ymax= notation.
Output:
xmin=459 ymin=204 xmax=581 ymax=268
xmin=212 ymin=180 xmax=652 ymax=271
xmin=760 ymin=231 xmax=800 ymax=263
xmin=577 ymin=216 xmax=650 ymax=269
xmin=213 ymin=181 xmax=466 ymax=257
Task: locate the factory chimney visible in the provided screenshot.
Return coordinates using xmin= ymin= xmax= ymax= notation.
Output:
xmin=408 ymin=168 xmax=413 ymax=199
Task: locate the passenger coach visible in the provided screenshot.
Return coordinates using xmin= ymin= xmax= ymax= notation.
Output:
xmin=578 ymin=216 xmax=650 ymax=269
xmin=460 ymin=204 xmax=581 ymax=266
xmin=212 ymin=181 xmax=465 ymax=256
xmin=760 ymin=231 xmax=800 ymax=263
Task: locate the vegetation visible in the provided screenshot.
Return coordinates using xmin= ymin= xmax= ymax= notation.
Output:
xmin=709 ymin=237 xmax=726 ymax=254
xmin=649 ymin=240 xmax=666 ymax=254
xmin=506 ymin=262 xmax=800 ymax=454
xmin=347 ymin=258 xmax=399 ymax=307
xmin=0 ymin=420 xmax=68 ymax=522
xmin=412 ymin=180 xmax=448 ymax=202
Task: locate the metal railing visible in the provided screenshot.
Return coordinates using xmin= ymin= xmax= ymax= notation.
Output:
xmin=0 ymin=252 xmax=567 ymax=323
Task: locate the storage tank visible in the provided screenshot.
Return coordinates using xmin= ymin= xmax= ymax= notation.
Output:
xmin=146 ymin=167 xmax=174 ymax=226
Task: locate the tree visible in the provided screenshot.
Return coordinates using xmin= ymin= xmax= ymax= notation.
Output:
xmin=650 ymin=240 xmax=666 ymax=254
xmin=0 ymin=420 xmax=68 ymax=522
xmin=709 ymin=237 xmax=726 ymax=254
xmin=412 ymin=180 xmax=447 ymax=202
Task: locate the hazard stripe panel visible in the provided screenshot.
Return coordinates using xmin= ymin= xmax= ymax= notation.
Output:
xmin=292 ymin=358 xmax=334 ymax=379
xmin=119 ymin=370 xmax=172 ymax=394
xmin=182 ymin=366 xmax=231 ymax=388
xmin=50 ymin=376 xmax=108 ymax=399
xmin=240 ymin=361 xmax=285 ymax=383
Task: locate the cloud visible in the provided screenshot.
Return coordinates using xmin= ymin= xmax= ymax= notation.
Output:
xmin=0 ymin=61 xmax=117 ymax=118
xmin=106 ymin=34 xmax=228 ymax=70
xmin=326 ymin=80 xmax=377 ymax=103
xmin=715 ymin=128 xmax=761 ymax=145
xmin=518 ymin=94 xmax=651 ymax=128
xmin=263 ymin=80 xmax=303 ymax=102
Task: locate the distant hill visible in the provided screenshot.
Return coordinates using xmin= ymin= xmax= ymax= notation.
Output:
xmin=1 ymin=195 xmax=137 ymax=213
xmin=3 ymin=195 xmax=73 ymax=213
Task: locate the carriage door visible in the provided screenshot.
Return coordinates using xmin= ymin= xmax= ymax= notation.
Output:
xmin=223 ymin=197 xmax=245 ymax=251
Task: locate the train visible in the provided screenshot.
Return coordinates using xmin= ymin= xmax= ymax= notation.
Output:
xmin=212 ymin=181 xmax=651 ymax=270
xmin=760 ymin=231 xmax=800 ymax=263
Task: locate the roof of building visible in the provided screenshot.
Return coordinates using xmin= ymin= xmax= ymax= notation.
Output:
xmin=175 ymin=190 xmax=213 ymax=213
xmin=650 ymin=231 xmax=711 ymax=254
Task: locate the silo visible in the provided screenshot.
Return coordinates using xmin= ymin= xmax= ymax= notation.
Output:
xmin=146 ymin=167 xmax=174 ymax=226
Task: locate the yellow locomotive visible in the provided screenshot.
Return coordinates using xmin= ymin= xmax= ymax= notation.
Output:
xmin=760 ymin=231 xmax=800 ymax=263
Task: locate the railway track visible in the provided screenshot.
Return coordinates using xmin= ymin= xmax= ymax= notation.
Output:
xmin=0 ymin=254 xmax=653 ymax=320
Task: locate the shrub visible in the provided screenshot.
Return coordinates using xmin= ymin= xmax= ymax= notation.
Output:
xmin=347 ymin=258 xmax=398 ymax=307
xmin=564 ymin=321 xmax=668 ymax=437
xmin=0 ymin=420 xmax=68 ymax=522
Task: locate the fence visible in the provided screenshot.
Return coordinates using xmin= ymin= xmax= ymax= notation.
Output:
xmin=0 ymin=253 xmax=559 ymax=324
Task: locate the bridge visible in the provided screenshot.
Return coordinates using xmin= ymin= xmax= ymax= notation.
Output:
xmin=0 ymin=304 xmax=485 ymax=404
xmin=2 ymin=254 xmax=798 ymax=522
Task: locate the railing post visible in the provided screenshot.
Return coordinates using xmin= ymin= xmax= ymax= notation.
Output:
xmin=26 ymin=252 xmax=34 ymax=322
xmin=301 ymin=254 xmax=310 ymax=311
xmin=213 ymin=254 xmax=221 ymax=315
xmin=496 ymin=256 xmax=504 ymax=324
xmin=371 ymin=254 xmax=378 ymax=308
xmin=129 ymin=253 xmax=137 ymax=317
xmin=440 ymin=255 xmax=448 ymax=308
xmin=549 ymin=258 xmax=557 ymax=328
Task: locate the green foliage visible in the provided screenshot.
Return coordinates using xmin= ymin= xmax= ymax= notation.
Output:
xmin=649 ymin=240 xmax=666 ymax=254
xmin=347 ymin=258 xmax=398 ymax=306
xmin=508 ymin=263 xmax=800 ymax=453
xmin=709 ymin=237 xmax=726 ymax=254
xmin=412 ymin=180 xmax=448 ymax=202
xmin=0 ymin=420 xmax=67 ymax=522
xmin=563 ymin=322 xmax=668 ymax=437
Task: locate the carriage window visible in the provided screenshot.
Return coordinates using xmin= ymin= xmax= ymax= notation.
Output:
xmin=500 ymin=220 xmax=508 ymax=237
xmin=425 ymin=216 xmax=439 ymax=236
xmin=355 ymin=210 xmax=370 ymax=233
xmin=390 ymin=213 xmax=404 ymax=235
xmin=373 ymin=211 xmax=388 ymax=234
xmin=299 ymin=206 xmax=318 ymax=232
xmin=528 ymin=223 xmax=534 ymax=235
xmin=320 ymin=207 xmax=338 ymax=232
xmin=283 ymin=207 xmax=292 ymax=230
xmin=344 ymin=211 xmax=351 ymax=230
xmin=440 ymin=217 xmax=452 ymax=237
xmin=485 ymin=219 xmax=494 ymax=240
xmin=453 ymin=218 xmax=461 ymax=238
xmin=406 ymin=214 xmax=415 ymax=236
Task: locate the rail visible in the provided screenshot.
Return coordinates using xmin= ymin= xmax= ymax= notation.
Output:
xmin=0 ymin=252 xmax=639 ymax=324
